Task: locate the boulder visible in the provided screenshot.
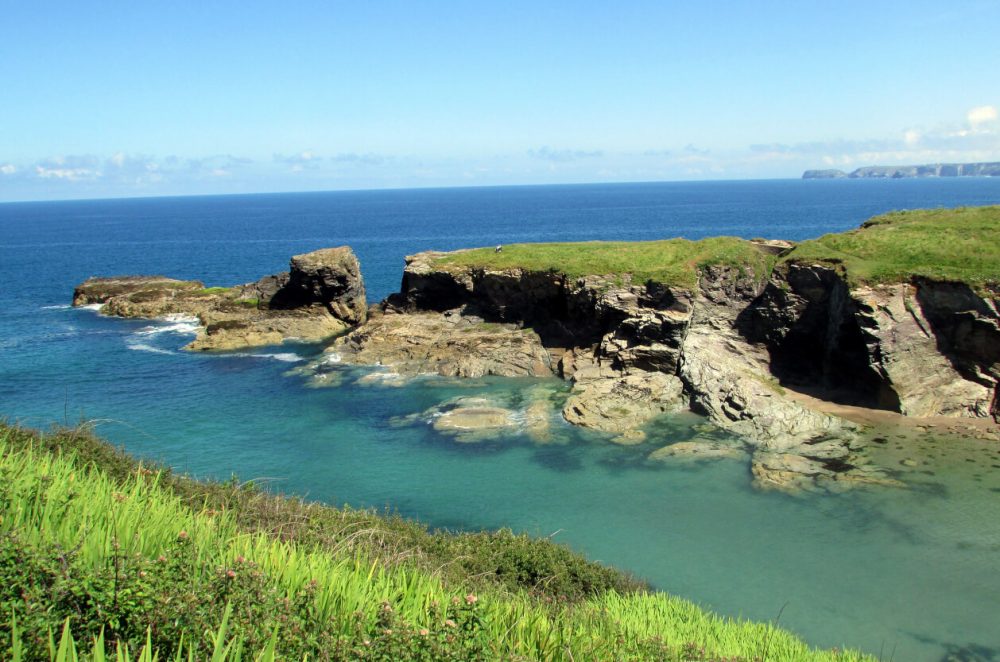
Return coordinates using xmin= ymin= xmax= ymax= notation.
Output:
xmin=269 ymin=247 xmax=367 ymax=324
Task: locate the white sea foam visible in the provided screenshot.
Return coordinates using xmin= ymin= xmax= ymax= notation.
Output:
xmin=323 ymin=352 xmax=342 ymax=364
xmin=134 ymin=320 xmax=201 ymax=336
xmin=125 ymin=341 xmax=174 ymax=355
xmin=162 ymin=313 xmax=199 ymax=323
xmin=250 ymin=352 xmax=304 ymax=363
xmin=41 ymin=304 xmax=72 ymax=310
xmin=221 ymin=351 xmax=306 ymax=362
xmin=80 ymin=303 xmax=104 ymax=311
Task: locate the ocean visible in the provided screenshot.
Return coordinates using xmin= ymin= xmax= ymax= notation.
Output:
xmin=2 ymin=178 xmax=999 ymax=661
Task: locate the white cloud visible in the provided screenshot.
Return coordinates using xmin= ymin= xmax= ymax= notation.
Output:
xmin=0 ymin=164 xmax=15 ymax=175
xmin=35 ymin=165 xmax=98 ymax=181
xmin=967 ymin=105 xmax=998 ymax=128
xmin=528 ymin=146 xmax=604 ymax=162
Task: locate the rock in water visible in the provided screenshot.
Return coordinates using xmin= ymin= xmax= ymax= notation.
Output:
xmin=72 ymin=246 xmax=368 ymax=351
xmin=563 ymin=372 xmax=686 ymax=435
xmin=73 ymin=276 xmax=206 ymax=314
xmin=327 ymin=308 xmax=554 ymax=378
xmin=269 ymin=247 xmax=368 ymax=324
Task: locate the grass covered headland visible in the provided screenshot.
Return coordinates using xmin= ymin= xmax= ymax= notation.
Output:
xmin=0 ymin=423 xmax=872 ymax=661
xmin=433 ymin=205 xmax=1000 ymax=293
xmin=785 ymin=205 xmax=1000 ymax=290
xmin=433 ymin=237 xmax=780 ymax=289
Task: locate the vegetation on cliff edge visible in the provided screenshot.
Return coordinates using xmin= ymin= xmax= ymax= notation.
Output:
xmin=784 ymin=205 xmax=1000 ymax=291
xmin=432 ymin=206 xmax=1000 ymax=294
xmin=0 ymin=422 xmax=871 ymax=661
xmin=433 ymin=237 xmax=779 ymax=289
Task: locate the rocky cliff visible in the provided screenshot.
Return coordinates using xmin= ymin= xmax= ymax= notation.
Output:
xmin=72 ymin=246 xmax=366 ymax=350
xmin=74 ymin=207 xmax=999 ymax=492
xmin=322 ymin=208 xmax=999 ymax=491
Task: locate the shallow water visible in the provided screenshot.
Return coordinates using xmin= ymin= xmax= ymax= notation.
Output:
xmin=2 ymin=180 xmax=1000 ymax=661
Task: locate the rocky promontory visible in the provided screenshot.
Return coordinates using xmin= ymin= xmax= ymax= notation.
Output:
xmin=75 ymin=207 xmax=1000 ymax=492
xmin=73 ymin=246 xmax=366 ymax=350
xmin=313 ymin=206 xmax=999 ymax=491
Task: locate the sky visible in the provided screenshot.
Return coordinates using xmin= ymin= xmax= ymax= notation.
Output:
xmin=1 ymin=1 xmax=999 ymax=201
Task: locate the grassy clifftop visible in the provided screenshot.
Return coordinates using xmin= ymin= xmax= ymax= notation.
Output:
xmin=431 ymin=206 xmax=1000 ymax=293
xmin=783 ymin=205 xmax=1000 ymax=290
xmin=0 ymin=422 xmax=871 ymax=661
xmin=432 ymin=237 xmax=779 ymax=289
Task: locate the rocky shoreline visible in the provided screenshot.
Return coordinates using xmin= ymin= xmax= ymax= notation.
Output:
xmin=72 ymin=209 xmax=1000 ymax=494
xmin=73 ymin=246 xmax=367 ymax=351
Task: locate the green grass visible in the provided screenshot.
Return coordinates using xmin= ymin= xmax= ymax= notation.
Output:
xmin=0 ymin=422 xmax=872 ymax=661
xmin=432 ymin=206 xmax=1000 ymax=295
xmin=784 ymin=206 xmax=1000 ymax=291
xmin=433 ymin=237 xmax=778 ymax=289
xmin=196 ymin=286 xmax=233 ymax=296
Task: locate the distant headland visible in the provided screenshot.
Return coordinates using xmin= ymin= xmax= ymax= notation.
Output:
xmin=803 ymin=161 xmax=1000 ymax=179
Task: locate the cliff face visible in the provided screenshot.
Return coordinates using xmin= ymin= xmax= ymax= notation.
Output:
xmin=327 ymin=246 xmax=905 ymax=492
xmin=741 ymin=263 xmax=999 ymax=420
xmin=319 ymin=233 xmax=999 ymax=492
xmin=376 ymin=246 xmax=1000 ymax=426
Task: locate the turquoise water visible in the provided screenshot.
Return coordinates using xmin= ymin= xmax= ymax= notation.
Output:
xmin=3 ymin=181 xmax=1000 ymax=660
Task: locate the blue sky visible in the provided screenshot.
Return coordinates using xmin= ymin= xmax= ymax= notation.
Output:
xmin=1 ymin=1 xmax=999 ymax=201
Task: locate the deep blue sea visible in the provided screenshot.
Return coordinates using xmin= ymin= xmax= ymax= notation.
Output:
xmin=2 ymin=179 xmax=1000 ymax=661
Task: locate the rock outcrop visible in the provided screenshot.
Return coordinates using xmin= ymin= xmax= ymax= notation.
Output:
xmin=73 ymin=247 xmax=366 ymax=351
xmin=321 ymin=228 xmax=997 ymax=492
xmin=740 ymin=263 xmax=1000 ymax=422
xmin=75 ymin=212 xmax=999 ymax=493
xmin=328 ymin=307 xmax=553 ymax=378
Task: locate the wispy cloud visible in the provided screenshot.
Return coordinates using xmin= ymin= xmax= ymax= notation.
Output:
xmin=746 ymin=105 xmax=1000 ymax=169
xmin=185 ymin=154 xmax=252 ymax=173
xmin=329 ymin=152 xmax=388 ymax=165
xmin=273 ymin=150 xmax=323 ymax=172
xmin=31 ymin=155 xmax=100 ymax=181
xmin=528 ymin=146 xmax=604 ymax=162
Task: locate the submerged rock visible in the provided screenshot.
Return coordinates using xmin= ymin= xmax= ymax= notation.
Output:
xmin=648 ymin=439 xmax=746 ymax=462
xmin=433 ymin=406 xmax=516 ymax=436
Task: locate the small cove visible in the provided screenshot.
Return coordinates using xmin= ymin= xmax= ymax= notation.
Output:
xmin=2 ymin=180 xmax=999 ymax=661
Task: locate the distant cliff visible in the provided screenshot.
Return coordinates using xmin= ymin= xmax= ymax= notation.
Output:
xmin=803 ymin=161 xmax=1000 ymax=179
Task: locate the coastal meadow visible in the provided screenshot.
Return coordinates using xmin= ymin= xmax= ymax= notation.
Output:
xmin=0 ymin=423 xmax=871 ymax=661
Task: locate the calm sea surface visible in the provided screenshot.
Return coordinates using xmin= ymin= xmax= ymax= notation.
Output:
xmin=2 ymin=179 xmax=999 ymax=661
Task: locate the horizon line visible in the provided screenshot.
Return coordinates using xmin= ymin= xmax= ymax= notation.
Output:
xmin=0 ymin=174 xmax=941 ymax=206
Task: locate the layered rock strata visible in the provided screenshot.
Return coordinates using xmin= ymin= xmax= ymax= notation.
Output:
xmin=72 ymin=247 xmax=366 ymax=351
